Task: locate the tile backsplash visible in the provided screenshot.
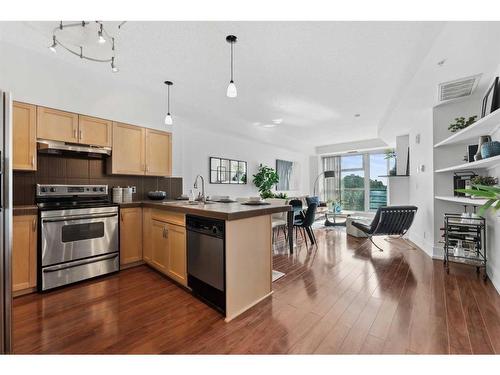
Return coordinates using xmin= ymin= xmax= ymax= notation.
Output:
xmin=14 ymin=154 xmax=182 ymax=205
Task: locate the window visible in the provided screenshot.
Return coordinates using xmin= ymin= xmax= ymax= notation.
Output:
xmin=322 ymin=152 xmax=388 ymax=211
xmin=369 ymin=154 xmax=388 ymax=210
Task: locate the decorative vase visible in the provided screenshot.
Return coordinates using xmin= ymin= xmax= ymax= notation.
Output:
xmin=480 ymin=141 xmax=500 ymax=159
xmin=474 ymin=135 xmax=492 ymax=161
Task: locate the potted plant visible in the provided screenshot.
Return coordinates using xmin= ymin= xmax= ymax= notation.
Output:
xmin=448 ymin=116 xmax=477 ymax=133
xmin=252 ymin=164 xmax=279 ymax=199
xmin=456 ymin=184 xmax=500 ymax=216
xmin=384 ymin=149 xmax=397 ymax=176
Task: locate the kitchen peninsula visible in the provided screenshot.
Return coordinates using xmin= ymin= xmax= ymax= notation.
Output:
xmin=125 ymin=200 xmax=291 ymax=322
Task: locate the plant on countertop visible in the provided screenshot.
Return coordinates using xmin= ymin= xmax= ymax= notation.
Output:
xmin=448 ymin=115 xmax=477 ymax=133
xmin=273 ymin=192 xmax=288 ymax=199
xmin=471 ymin=176 xmax=498 ymax=186
xmin=384 ymin=149 xmax=397 ymax=175
xmin=253 ymin=164 xmax=279 ymax=199
xmin=384 ymin=149 xmax=396 ymax=159
xmin=455 ymin=185 xmax=500 ymax=216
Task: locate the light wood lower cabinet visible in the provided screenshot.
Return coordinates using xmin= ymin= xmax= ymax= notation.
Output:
xmin=120 ymin=207 xmax=143 ymax=265
xmin=13 ymin=215 xmax=37 ymax=292
xmin=150 ymin=219 xmax=169 ymax=274
xmin=143 ymin=209 xmax=187 ymax=286
xmin=13 ymin=102 xmax=37 ymax=171
xmin=166 ymin=224 xmax=187 ymax=285
xmin=142 ymin=208 xmax=152 ymax=262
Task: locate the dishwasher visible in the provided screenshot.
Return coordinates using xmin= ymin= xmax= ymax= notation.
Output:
xmin=186 ymin=215 xmax=226 ymax=313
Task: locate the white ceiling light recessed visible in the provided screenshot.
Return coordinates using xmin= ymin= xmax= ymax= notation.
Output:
xmin=164 ymin=81 xmax=173 ymax=125
xmin=262 ymin=124 xmax=277 ymax=128
xmin=272 ymin=118 xmax=283 ymax=124
xmin=226 ymin=35 xmax=238 ymax=98
xmin=47 ymin=21 xmax=124 ymax=73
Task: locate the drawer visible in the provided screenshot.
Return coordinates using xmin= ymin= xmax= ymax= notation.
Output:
xmin=151 ymin=209 xmax=185 ymax=227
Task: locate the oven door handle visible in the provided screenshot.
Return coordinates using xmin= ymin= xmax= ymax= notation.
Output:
xmin=42 ymin=253 xmax=119 ymax=273
xmin=42 ymin=213 xmax=118 ymax=223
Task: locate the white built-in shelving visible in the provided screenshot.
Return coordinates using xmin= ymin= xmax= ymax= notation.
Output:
xmin=434 ymin=109 xmax=500 ymax=148
xmin=434 ymin=154 xmax=500 ymax=173
xmin=434 ymin=195 xmax=488 ymax=206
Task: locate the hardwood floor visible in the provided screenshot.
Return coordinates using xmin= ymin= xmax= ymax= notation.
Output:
xmin=12 ymin=227 xmax=500 ymax=354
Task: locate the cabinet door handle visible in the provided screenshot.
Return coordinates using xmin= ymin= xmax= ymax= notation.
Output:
xmin=79 ymin=129 xmax=83 ymax=139
xmin=165 ymin=228 xmax=168 ymax=238
xmin=32 ymin=218 xmax=36 ymax=232
xmin=31 ymin=155 xmax=35 ymax=166
xmin=73 ymin=129 xmax=77 ymax=139
xmin=120 ymin=212 xmax=123 ymax=222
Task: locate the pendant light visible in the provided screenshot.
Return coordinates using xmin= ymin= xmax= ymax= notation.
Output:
xmin=226 ymin=35 xmax=237 ymax=98
xmin=164 ymin=81 xmax=173 ymax=125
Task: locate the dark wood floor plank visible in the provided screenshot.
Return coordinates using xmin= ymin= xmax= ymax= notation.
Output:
xmin=443 ymin=274 xmax=472 ymax=354
xmin=12 ymin=227 xmax=500 ymax=354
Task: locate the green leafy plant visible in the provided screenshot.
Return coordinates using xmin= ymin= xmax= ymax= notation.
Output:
xmin=273 ymin=192 xmax=288 ymax=199
xmin=455 ymin=185 xmax=500 ymax=216
xmin=471 ymin=176 xmax=498 ymax=186
xmin=252 ymin=164 xmax=279 ymax=199
xmin=384 ymin=149 xmax=396 ymax=159
xmin=448 ymin=116 xmax=477 ymax=133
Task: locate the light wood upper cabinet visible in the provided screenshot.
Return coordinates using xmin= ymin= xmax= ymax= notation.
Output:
xmin=142 ymin=208 xmax=152 ymax=263
xmin=13 ymin=102 xmax=37 ymax=171
xmin=109 ymin=122 xmax=146 ymax=175
xmin=37 ymin=106 xmax=78 ymax=143
xmin=166 ymin=224 xmax=187 ymax=286
xmin=13 ymin=215 xmax=37 ymax=292
xmin=150 ymin=219 xmax=169 ymax=274
xmin=145 ymin=129 xmax=172 ymax=176
xmin=120 ymin=207 xmax=143 ymax=266
xmin=78 ymin=115 xmax=112 ymax=147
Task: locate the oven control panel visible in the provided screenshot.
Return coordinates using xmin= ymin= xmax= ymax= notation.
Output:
xmin=36 ymin=184 xmax=108 ymax=197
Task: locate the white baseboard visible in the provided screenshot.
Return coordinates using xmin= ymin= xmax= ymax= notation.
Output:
xmin=409 ymin=232 xmax=434 ymax=258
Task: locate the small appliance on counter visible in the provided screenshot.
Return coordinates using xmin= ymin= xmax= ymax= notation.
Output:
xmin=36 ymin=184 xmax=119 ymax=291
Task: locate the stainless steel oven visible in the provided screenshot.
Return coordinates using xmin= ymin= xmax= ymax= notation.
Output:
xmin=36 ymin=184 xmax=119 ymax=291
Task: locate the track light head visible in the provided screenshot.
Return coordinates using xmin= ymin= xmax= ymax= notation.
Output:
xmin=48 ymin=35 xmax=57 ymax=53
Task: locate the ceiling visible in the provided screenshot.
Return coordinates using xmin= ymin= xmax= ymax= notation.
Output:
xmin=2 ymin=21 xmax=490 ymax=153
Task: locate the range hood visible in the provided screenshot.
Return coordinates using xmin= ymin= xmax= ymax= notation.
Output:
xmin=37 ymin=139 xmax=111 ymax=157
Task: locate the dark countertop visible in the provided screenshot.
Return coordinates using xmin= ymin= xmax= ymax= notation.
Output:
xmin=120 ymin=200 xmax=291 ymax=221
xmin=13 ymin=200 xmax=290 ymax=220
xmin=13 ymin=205 xmax=38 ymax=216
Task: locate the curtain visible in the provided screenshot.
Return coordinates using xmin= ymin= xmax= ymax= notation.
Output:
xmin=322 ymin=156 xmax=341 ymax=202
xmin=276 ymin=159 xmax=293 ymax=191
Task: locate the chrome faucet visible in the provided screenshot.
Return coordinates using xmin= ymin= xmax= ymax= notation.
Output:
xmin=193 ymin=175 xmax=206 ymax=203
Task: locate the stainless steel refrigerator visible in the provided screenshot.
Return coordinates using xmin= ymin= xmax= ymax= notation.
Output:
xmin=0 ymin=89 xmax=13 ymax=354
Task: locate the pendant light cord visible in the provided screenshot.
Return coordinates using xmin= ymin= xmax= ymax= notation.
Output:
xmin=230 ymin=41 xmax=234 ymax=82
xmin=167 ymin=85 xmax=170 ymax=114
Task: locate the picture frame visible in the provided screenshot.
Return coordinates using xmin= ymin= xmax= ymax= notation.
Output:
xmin=481 ymin=76 xmax=500 ymax=118
xmin=209 ymin=157 xmax=247 ymax=184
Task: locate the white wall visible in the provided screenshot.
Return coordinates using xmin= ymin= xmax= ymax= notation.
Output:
xmin=407 ymin=109 xmax=435 ymax=256
xmin=181 ymin=123 xmax=310 ymax=198
xmin=0 ymin=40 xmax=312 ymax=198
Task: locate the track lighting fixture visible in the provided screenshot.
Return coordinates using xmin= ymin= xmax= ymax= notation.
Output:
xmin=226 ymin=35 xmax=237 ymax=98
xmin=111 ymin=57 xmax=119 ymax=73
xmin=98 ymin=23 xmax=106 ymax=44
xmin=48 ymin=35 xmax=57 ymax=53
xmin=47 ymin=21 xmax=123 ymax=73
xmin=164 ymin=81 xmax=173 ymax=125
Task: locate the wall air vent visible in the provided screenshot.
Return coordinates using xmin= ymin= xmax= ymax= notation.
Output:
xmin=438 ymin=74 xmax=481 ymax=102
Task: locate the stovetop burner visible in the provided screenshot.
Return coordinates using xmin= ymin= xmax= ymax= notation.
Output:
xmin=36 ymin=184 xmax=115 ymax=211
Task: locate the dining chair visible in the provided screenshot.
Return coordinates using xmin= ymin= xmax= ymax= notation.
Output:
xmin=294 ymin=202 xmax=318 ymax=247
